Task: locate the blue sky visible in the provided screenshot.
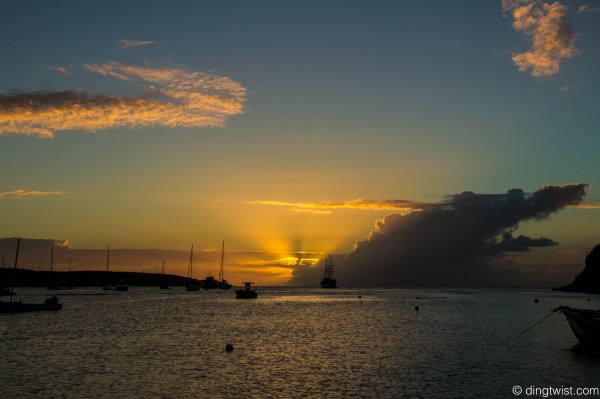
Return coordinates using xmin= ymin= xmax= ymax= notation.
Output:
xmin=1 ymin=1 xmax=599 ymax=285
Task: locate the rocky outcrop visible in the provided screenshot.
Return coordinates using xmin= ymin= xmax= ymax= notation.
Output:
xmin=554 ymin=244 xmax=600 ymax=294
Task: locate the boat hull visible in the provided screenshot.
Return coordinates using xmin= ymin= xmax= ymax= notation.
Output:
xmin=0 ymin=302 xmax=62 ymax=313
xmin=235 ymin=290 xmax=258 ymax=299
xmin=558 ymin=307 xmax=600 ymax=346
xmin=320 ymin=278 xmax=337 ymax=289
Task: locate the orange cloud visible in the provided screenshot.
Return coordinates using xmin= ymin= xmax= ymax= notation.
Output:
xmin=568 ymin=202 xmax=600 ymax=209
xmin=0 ymin=189 xmax=65 ymax=199
xmin=503 ymin=0 xmax=578 ymax=77
xmin=0 ymin=62 xmax=246 ymax=138
xmin=249 ymin=198 xmax=425 ymax=214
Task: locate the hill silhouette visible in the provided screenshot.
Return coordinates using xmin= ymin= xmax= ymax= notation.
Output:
xmin=553 ymin=243 xmax=600 ymax=294
xmin=0 ymin=268 xmax=197 ymax=288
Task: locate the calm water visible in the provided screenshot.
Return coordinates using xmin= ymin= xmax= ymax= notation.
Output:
xmin=1 ymin=287 xmax=599 ymax=398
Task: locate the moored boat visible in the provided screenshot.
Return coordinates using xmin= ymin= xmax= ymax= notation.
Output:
xmin=235 ymin=282 xmax=258 ymax=299
xmin=115 ymin=281 xmax=129 ymax=291
xmin=555 ymin=306 xmax=600 ymax=346
xmin=0 ymin=238 xmax=63 ymax=313
xmin=0 ymin=296 xmax=62 ymax=313
xmin=202 ymin=241 xmax=232 ymax=290
xmin=320 ymin=254 xmax=337 ymax=288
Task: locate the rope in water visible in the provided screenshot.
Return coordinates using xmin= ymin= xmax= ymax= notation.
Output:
xmin=515 ymin=310 xmax=558 ymax=338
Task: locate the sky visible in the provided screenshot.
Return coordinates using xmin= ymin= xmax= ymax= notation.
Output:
xmin=1 ymin=0 xmax=600 ymax=287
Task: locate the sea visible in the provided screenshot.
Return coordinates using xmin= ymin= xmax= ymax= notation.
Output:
xmin=1 ymin=287 xmax=599 ymax=399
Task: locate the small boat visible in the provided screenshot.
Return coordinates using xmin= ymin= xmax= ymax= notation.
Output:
xmin=0 ymin=238 xmax=63 ymax=313
xmin=555 ymin=306 xmax=600 ymax=346
xmin=235 ymin=282 xmax=258 ymax=299
xmin=0 ymin=296 xmax=62 ymax=313
xmin=186 ymin=245 xmax=200 ymax=291
xmin=320 ymin=254 xmax=337 ymax=288
xmin=202 ymin=241 xmax=232 ymax=290
xmin=115 ymin=281 xmax=129 ymax=291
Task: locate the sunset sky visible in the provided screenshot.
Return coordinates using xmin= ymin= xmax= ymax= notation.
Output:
xmin=1 ymin=1 xmax=600 ymax=286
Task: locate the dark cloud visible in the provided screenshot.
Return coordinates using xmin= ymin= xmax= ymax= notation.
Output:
xmin=289 ymin=184 xmax=588 ymax=287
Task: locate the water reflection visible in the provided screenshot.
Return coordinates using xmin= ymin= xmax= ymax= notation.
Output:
xmin=1 ymin=287 xmax=599 ymax=398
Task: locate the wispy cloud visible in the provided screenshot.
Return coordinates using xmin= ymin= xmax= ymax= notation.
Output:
xmin=46 ymin=65 xmax=73 ymax=75
xmin=502 ymin=0 xmax=578 ymax=77
xmin=117 ymin=39 xmax=157 ymax=48
xmin=0 ymin=62 xmax=246 ymax=138
xmin=0 ymin=189 xmax=65 ymax=199
xmin=249 ymin=199 xmax=428 ymax=214
xmin=577 ymin=5 xmax=600 ymax=14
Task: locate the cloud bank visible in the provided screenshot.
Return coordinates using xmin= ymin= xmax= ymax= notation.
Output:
xmin=503 ymin=0 xmax=578 ymax=77
xmin=289 ymin=183 xmax=589 ymax=287
xmin=0 ymin=62 xmax=246 ymax=138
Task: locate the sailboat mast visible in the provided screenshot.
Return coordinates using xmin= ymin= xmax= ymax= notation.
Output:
xmin=219 ymin=241 xmax=225 ymax=282
xmin=188 ymin=244 xmax=194 ymax=280
xmin=106 ymin=245 xmax=110 ymax=273
xmin=10 ymin=238 xmax=20 ymax=303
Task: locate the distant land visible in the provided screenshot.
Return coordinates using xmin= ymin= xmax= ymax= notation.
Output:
xmin=0 ymin=268 xmax=198 ymax=288
xmin=553 ymin=243 xmax=600 ymax=294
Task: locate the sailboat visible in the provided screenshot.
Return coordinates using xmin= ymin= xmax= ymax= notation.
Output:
xmin=320 ymin=254 xmax=337 ymax=288
xmin=47 ymin=243 xmax=62 ymax=290
xmin=160 ymin=260 xmax=169 ymax=289
xmin=1 ymin=254 xmax=16 ymax=297
xmin=0 ymin=238 xmax=62 ymax=313
xmin=202 ymin=241 xmax=232 ymax=290
xmin=186 ymin=245 xmax=200 ymax=291
xmin=102 ymin=245 xmax=114 ymax=290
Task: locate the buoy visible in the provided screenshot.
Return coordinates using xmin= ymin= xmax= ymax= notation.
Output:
xmin=415 ymin=306 xmax=419 ymax=311
xmin=534 ymin=298 xmax=539 ymax=304
xmin=225 ymin=344 xmax=234 ymax=352
xmin=358 ymin=295 xmax=362 ymax=298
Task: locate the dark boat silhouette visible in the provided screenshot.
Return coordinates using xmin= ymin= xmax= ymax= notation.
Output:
xmin=202 ymin=241 xmax=232 ymax=290
xmin=555 ymin=306 xmax=600 ymax=346
xmin=320 ymin=254 xmax=337 ymax=288
xmin=0 ymin=238 xmax=63 ymax=313
xmin=235 ymin=282 xmax=258 ymax=299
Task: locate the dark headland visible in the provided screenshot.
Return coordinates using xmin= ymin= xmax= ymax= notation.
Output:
xmin=553 ymin=243 xmax=600 ymax=294
xmin=0 ymin=268 xmax=197 ymax=288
